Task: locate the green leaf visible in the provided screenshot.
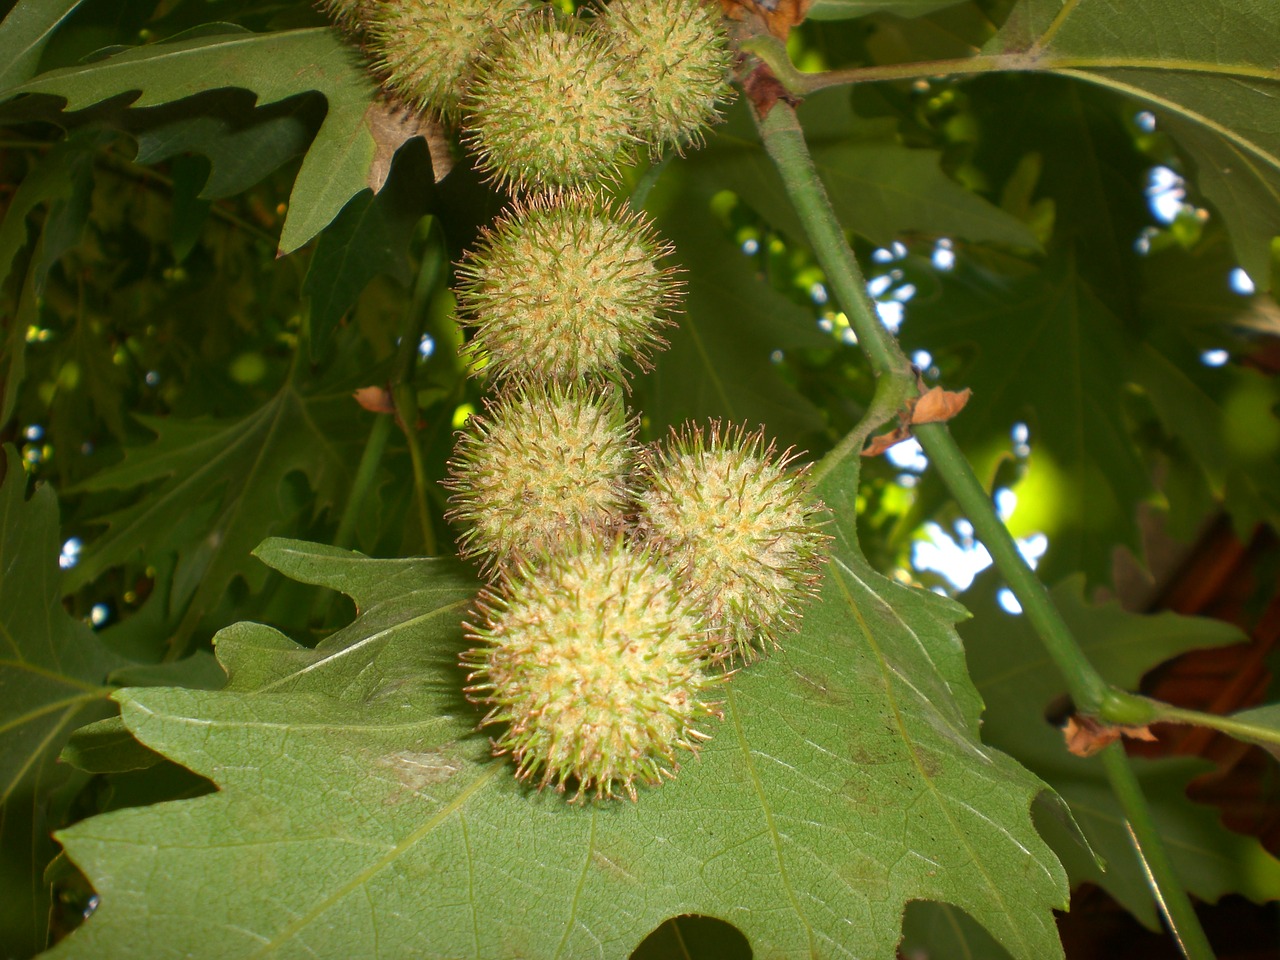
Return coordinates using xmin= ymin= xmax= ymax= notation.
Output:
xmin=988 ymin=0 xmax=1280 ymax=289
xmin=1194 ymin=704 xmax=1280 ymax=760
xmin=48 ymin=460 xmax=1069 ymax=959
xmin=5 ymin=27 xmax=379 ymax=254
xmin=63 ymin=380 xmax=353 ymax=652
xmin=644 ymin=163 xmax=828 ymax=445
xmin=900 ymin=900 xmax=1014 ymax=960
xmin=0 ymin=130 xmax=100 ymax=297
xmin=901 ymin=255 xmax=1151 ymax=585
xmin=0 ymin=444 xmax=120 ymax=957
xmin=60 ymin=716 xmax=163 ymax=774
xmin=0 ymin=0 xmax=85 ymax=91
xmin=962 ymin=572 xmax=1280 ymax=926
xmin=303 ymin=143 xmax=437 ymax=358
xmin=131 ymin=92 xmax=320 ymax=201
xmin=687 ymin=96 xmax=1040 ymax=251
xmin=1132 ymin=236 xmax=1280 ymax=539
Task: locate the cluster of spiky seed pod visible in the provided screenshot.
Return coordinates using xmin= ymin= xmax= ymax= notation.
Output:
xmin=342 ymin=0 xmax=736 ymax=183
xmin=320 ymin=0 xmax=827 ymax=802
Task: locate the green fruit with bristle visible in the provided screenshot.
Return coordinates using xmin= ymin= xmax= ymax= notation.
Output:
xmin=456 ymin=191 xmax=681 ymax=386
xmin=637 ymin=422 xmax=828 ymax=662
xmin=365 ymin=0 xmax=533 ymax=120
xmin=465 ymin=12 xmax=638 ymax=191
xmin=461 ymin=534 xmax=721 ymax=801
xmin=315 ymin=0 xmax=373 ymax=36
xmin=443 ymin=384 xmax=639 ymax=574
xmin=597 ymin=0 xmax=734 ymax=153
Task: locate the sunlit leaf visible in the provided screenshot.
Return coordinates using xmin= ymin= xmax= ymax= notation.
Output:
xmin=686 ymin=97 xmax=1040 ymax=251
xmin=49 ymin=458 xmax=1068 ymax=960
xmin=0 ymin=0 xmax=85 ymax=91
xmin=902 ymin=255 xmax=1151 ymax=584
xmin=809 ymin=0 xmax=964 ymax=18
xmin=644 ymin=161 xmax=828 ymax=446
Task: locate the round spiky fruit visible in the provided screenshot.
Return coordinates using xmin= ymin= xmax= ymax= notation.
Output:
xmin=365 ymin=0 xmax=532 ymax=120
xmin=443 ymin=384 xmax=639 ymax=573
xmin=597 ymin=0 xmax=734 ymax=153
xmin=456 ymin=191 xmax=681 ymax=386
xmin=465 ymin=13 xmax=638 ymax=192
xmin=461 ymin=535 xmax=721 ymax=801
xmin=315 ymin=0 xmax=374 ymax=36
xmin=637 ymin=422 xmax=828 ymax=661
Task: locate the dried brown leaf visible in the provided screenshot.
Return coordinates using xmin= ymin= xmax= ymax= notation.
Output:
xmin=1063 ymin=715 xmax=1158 ymax=758
xmin=353 ymin=386 xmax=395 ymax=414
xmin=717 ymin=0 xmax=812 ymax=38
xmin=365 ymin=100 xmax=452 ymax=194
xmin=861 ymin=425 xmax=913 ymax=457
xmin=911 ymin=386 xmax=971 ymax=425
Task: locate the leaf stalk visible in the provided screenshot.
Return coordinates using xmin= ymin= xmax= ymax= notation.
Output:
xmin=749 ymin=57 xmax=1215 ymax=960
xmin=1099 ymin=744 xmax=1217 ymax=960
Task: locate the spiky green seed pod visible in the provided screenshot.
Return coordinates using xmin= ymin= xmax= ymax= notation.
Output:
xmin=456 ymin=191 xmax=681 ymax=386
xmin=637 ymin=422 xmax=828 ymax=662
xmin=465 ymin=13 xmax=639 ymax=192
xmin=315 ymin=0 xmax=374 ymax=36
xmin=365 ymin=0 xmax=533 ymax=120
xmin=597 ymin=0 xmax=734 ymax=153
xmin=443 ymin=384 xmax=639 ymax=574
xmin=462 ymin=534 xmax=721 ymax=801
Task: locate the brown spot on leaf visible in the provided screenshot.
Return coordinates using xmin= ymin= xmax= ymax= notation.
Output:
xmin=378 ymin=748 xmax=462 ymax=800
xmin=793 ymin=669 xmax=852 ymax=706
xmin=591 ymin=849 xmax=639 ymax=883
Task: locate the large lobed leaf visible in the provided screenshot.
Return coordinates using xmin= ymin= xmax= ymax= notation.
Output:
xmin=988 ymin=0 xmax=1280 ymax=290
xmin=643 ymin=92 xmax=1039 ymax=449
xmin=62 ymin=379 xmax=352 ymax=652
xmin=47 ymin=455 xmax=1068 ymax=959
xmin=2 ymin=26 xmax=380 ymax=254
xmin=0 ymin=0 xmax=84 ymax=92
xmin=0 ymin=445 xmax=121 ymax=956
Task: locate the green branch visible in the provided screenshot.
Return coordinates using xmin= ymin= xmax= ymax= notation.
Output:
xmin=750 ymin=84 xmax=1214 ymax=960
xmin=738 ymin=34 xmax=1279 ymax=98
xmin=1107 ymin=697 xmax=1280 ymax=755
xmin=739 ymin=34 xmax=1020 ymax=96
xmin=1099 ymin=745 xmax=1217 ymax=960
